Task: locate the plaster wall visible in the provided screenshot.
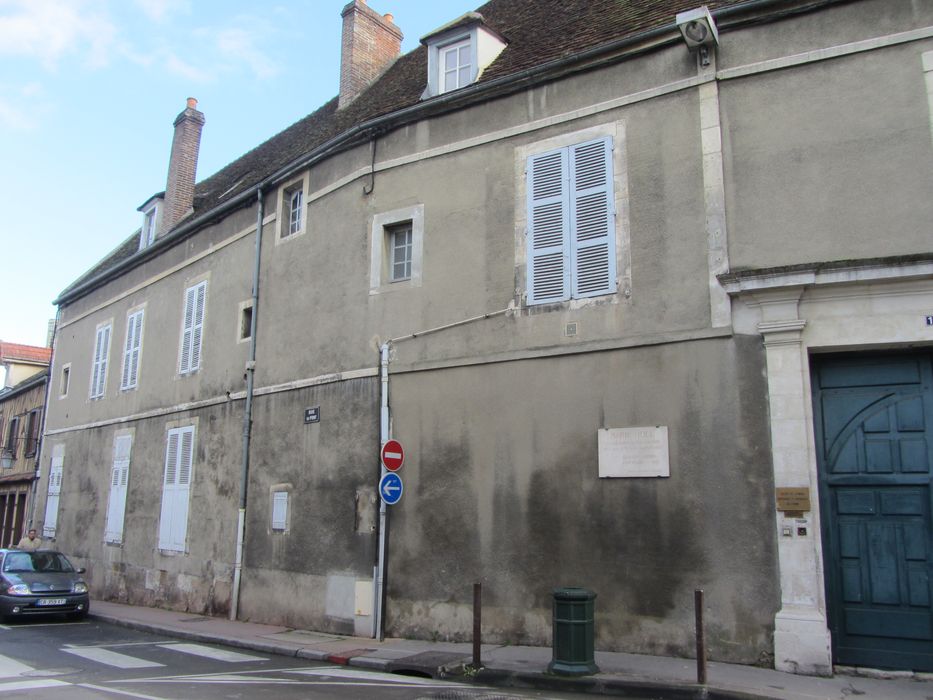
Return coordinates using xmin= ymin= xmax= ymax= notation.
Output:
xmin=384 ymin=335 xmax=778 ymax=664
xmin=238 ymin=378 xmax=380 ymax=634
xmin=35 ymin=400 xmax=241 ymax=615
xmin=721 ymin=30 xmax=933 ymax=268
xmin=48 ymin=216 xmax=256 ymax=430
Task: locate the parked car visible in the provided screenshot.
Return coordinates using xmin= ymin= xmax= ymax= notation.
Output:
xmin=0 ymin=549 xmax=89 ymax=622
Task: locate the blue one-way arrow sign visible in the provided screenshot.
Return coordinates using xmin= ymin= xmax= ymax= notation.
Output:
xmin=379 ymin=472 xmax=403 ymax=505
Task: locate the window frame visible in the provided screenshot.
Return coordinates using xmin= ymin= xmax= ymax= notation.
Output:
xmin=59 ymin=363 xmax=71 ymax=399
xmin=23 ymin=409 xmax=40 ymax=458
xmin=275 ymin=176 xmax=308 ymax=242
xmin=2 ymin=415 xmax=19 ymax=459
xmin=388 ymin=222 xmax=413 ymax=282
xmin=515 ymin=122 xmax=631 ymax=311
xmin=89 ymin=322 xmax=112 ymax=399
xmin=439 ymin=37 xmax=472 ymax=94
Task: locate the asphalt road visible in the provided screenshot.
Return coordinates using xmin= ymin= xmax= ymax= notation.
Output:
xmin=0 ymin=616 xmax=597 ymax=699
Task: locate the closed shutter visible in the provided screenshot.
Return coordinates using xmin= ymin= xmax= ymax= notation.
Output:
xmin=570 ymin=137 xmax=616 ymax=298
xmin=272 ymin=492 xmax=288 ymax=530
xmin=526 ymin=148 xmax=570 ymax=304
xmin=121 ymin=310 xmax=144 ymax=390
xmin=179 ymin=282 xmax=206 ymax=374
xmin=104 ymin=434 xmax=132 ymax=543
xmin=158 ymin=426 xmax=194 ymax=551
xmin=43 ymin=444 xmax=64 ymax=537
xmin=91 ymin=325 xmax=111 ymax=398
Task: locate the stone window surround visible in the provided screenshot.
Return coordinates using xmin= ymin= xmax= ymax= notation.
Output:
xmin=274 ymin=175 xmax=309 ymax=244
xmin=369 ymin=204 xmax=424 ymax=294
xmin=722 ymin=256 xmax=933 ymax=676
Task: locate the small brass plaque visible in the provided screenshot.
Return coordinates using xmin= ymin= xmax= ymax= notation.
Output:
xmin=776 ymin=487 xmax=811 ymax=513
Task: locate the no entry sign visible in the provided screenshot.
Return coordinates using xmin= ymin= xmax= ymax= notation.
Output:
xmin=381 ymin=439 xmax=404 ymax=471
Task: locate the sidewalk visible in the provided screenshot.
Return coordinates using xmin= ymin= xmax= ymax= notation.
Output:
xmin=90 ymin=599 xmax=931 ymax=699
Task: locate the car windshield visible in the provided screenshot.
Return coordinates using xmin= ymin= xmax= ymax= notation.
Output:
xmin=2 ymin=552 xmax=76 ymax=573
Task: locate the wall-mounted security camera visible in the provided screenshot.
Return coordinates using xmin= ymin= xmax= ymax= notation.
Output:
xmin=675 ymin=6 xmax=719 ymax=66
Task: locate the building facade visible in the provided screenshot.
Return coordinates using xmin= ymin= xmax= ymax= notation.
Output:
xmin=40 ymin=0 xmax=933 ymax=676
xmin=0 ymin=360 xmax=49 ymax=547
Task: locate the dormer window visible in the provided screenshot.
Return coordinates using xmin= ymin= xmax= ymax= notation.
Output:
xmin=137 ymin=195 xmax=164 ymax=251
xmin=143 ymin=209 xmax=157 ymax=246
xmin=421 ymin=13 xmax=506 ymax=99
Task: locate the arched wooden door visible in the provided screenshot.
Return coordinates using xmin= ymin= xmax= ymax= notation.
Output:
xmin=812 ymin=352 xmax=933 ymax=671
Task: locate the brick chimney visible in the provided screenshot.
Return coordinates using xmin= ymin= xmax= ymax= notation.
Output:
xmin=160 ymin=97 xmax=205 ymax=235
xmin=339 ymin=1 xmax=402 ymax=109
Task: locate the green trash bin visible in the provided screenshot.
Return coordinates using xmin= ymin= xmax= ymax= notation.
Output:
xmin=548 ymin=587 xmax=599 ymax=676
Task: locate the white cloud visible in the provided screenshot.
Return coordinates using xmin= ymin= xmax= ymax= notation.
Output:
xmin=0 ymin=0 xmax=117 ymax=70
xmin=164 ymin=51 xmax=212 ymax=83
xmin=0 ymin=82 xmax=49 ymax=130
xmin=133 ymin=0 xmax=189 ymax=23
xmin=213 ymin=25 xmax=280 ymax=79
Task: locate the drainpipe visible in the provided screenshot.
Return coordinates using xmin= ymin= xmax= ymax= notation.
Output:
xmin=230 ymin=188 xmax=264 ymax=621
xmin=374 ymin=341 xmax=390 ymax=640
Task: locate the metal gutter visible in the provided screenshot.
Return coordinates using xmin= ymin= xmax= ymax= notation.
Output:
xmin=54 ymin=0 xmax=843 ymax=308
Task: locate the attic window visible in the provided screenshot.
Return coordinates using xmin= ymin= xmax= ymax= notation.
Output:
xmin=421 ymin=14 xmax=506 ymax=99
xmin=138 ymin=200 xmax=162 ymax=251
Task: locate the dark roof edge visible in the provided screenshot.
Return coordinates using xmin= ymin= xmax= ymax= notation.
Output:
xmin=55 ymin=0 xmax=841 ymax=307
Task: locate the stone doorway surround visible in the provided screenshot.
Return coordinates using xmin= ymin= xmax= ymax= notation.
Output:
xmin=720 ymin=254 xmax=933 ymax=676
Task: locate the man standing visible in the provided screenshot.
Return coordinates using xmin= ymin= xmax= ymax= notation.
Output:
xmin=16 ymin=529 xmax=42 ymax=551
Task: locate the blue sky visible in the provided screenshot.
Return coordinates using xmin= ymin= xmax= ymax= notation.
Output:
xmin=0 ymin=0 xmax=477 ymax=351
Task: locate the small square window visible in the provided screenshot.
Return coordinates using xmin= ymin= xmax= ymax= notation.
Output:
xmin=60 ymin=364 xmax=71 ymax=398
xmin=388 ymin=223 xmax=412 ymax=282
xmin=240 ymin=304 xmax=253 ymax=341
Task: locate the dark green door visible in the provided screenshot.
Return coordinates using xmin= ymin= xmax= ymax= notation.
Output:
xmin=812 ymin=352 xmax=933 ymax=671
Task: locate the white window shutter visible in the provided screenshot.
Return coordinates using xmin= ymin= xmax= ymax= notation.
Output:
xmin=105 ymin=434 xmax=132 ymax=543
xmin=44 ymin=444 xmax=65 ymax=537
xmin=159 ymin=427 xmax=193 ymax=551
xmin=130 ymin=311 xmax=143 ymax=387
xmin=526 ymin=148 xmax=570 ymax=304
xmin=122 ymin=310 xmax=143 ymax=390
xmin=191 ymin=284 xmax=206 ymax=372
xmin=179 ymin=287 xmax=195 ymax=374
xmin=91 ymin=325 xmax=111 ymax=398
xmin=98 ymin=325 xmax=111 ymax=396
xmin=179 ymin=283 xmax=206 ymax=374
xmin=272 ymin=492 xmax=288 ymax=530
xmin=569 ymin=137 xmax=616 ymax=298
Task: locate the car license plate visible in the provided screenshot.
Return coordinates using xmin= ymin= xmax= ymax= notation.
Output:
xmin=37 ymin=598 xmax=66 ymax=606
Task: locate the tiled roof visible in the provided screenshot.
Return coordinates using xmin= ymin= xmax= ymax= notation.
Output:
xmin=58 ymin=0 xmax=760 ymax=303
xmin=0 ymin=342 xmax=51 ymax=366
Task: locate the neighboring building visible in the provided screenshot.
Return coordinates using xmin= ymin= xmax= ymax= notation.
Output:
xmin=40 ymin=0 xmax=933 ymax=677
xmin=0 ymin=346 xmax=50 ymax=546
xmin=1 ymin=341 xmax=51 ymax=389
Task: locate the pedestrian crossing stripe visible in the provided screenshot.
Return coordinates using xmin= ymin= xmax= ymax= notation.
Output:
xmin=157 ymin=643 xmax=267 ymax=663
xmin=64 ymin=646 xmax=165 ymax=669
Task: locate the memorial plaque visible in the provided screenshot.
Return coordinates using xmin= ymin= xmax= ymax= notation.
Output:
xmin=776 ymin=487 xmax=811 ymax=513
xmin=598 ymin=427 xmax=670 ymax=478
